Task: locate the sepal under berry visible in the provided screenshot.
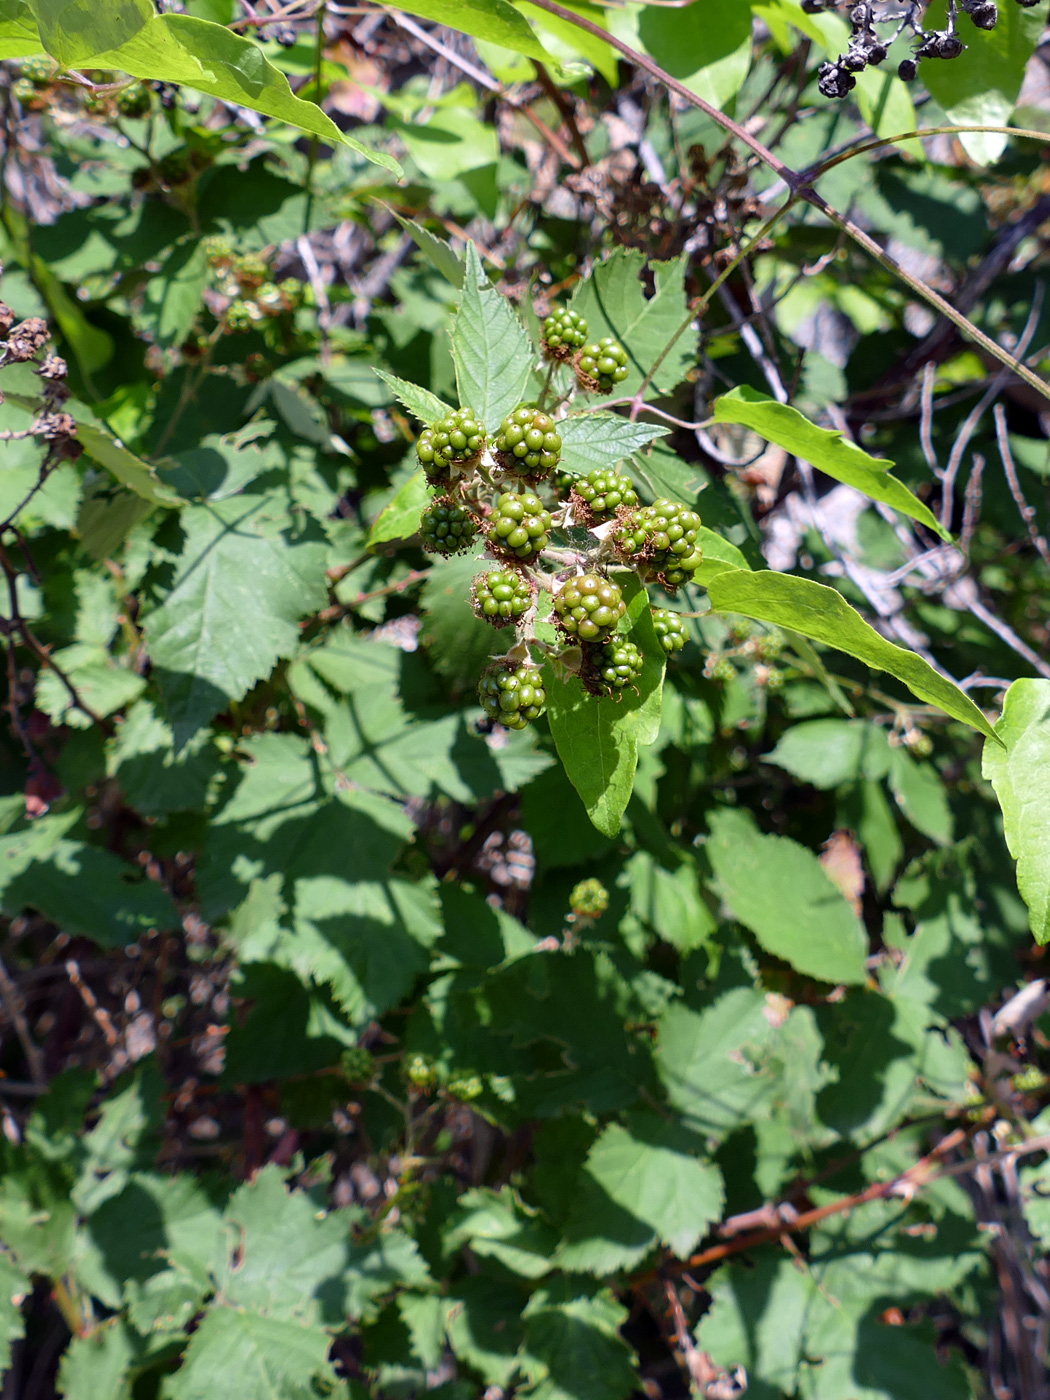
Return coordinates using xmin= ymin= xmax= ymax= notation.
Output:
xmin=542 ymin=306 xmax=589 ymax=360
xmin=478 ymin=660 xmax=547 ymax=729
xmin=552 ymin=572 xmax=626 ymax=642
xmin=571 ymin=468 xmax=639 ymax=526
xmin=494 ymin=406 xmax=562 ymax=480
xmin=472 ymin=568 xmax=535 ymax=628
xmin=419 ymin=497 xmax=479 ymax=556
xmin=575 ymin=337 xmax=629 ymax=393
xmin=486 ymin=491 xmax=552 ymax=562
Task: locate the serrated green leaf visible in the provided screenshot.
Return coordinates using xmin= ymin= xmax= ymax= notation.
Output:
xmin=714 ymin=387 xmax=948 ymax=539
xmin=556 ymin=413 xmax=666 ymax=476
xmin=570 ymin=249 xmax=693 ymax=399
xmin=56 ymin=1320 xmax=134 ymax=1400
xmin=143 ymin=496 xmax=328 ymax=745
xmin=453 ymin=243 xmax=536 ymax=431
xmin=707 ymin=570 xmax=998 ymax=741
xmin=445 ymin=1277 xmax=525 ymax=1387
xmin=983 ymin=678 xmax=1050 ymax=943
xmin=521 ymin=1280 xmax=636 ymax=1400
xmin=445 ymin=1187 xmax=557 ymax=1279
xmin=372 ymin=370 xmax=455 ymax=426
xmin=166 ymin=1307 xmax=336 ymax=1400
xmin=766 ymin=718 xmax=891 ymax=789
xmin=38 ymin=8 xmax=400 ymax=172
xmin=0 ymin=1253 xmax=27 ymax=1374
xmin=385 ymin=208 xmax=465 ymax=288
xmin=367 ymin=469 xmax=433 ymax=551
xmin=75 ymin=422 xmax=181 ymax=507
xmin=143 ymin=238 xmax=210 ymax=351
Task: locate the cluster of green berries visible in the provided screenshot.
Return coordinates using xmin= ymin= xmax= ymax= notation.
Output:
xmin=341 ymin=1045 xmax=376 ymax=1083
xmin=553 ymin=572 xmax=626 ymax=643
xmin=446 ymin=1069 xmax=484 ymax=1102
xmin=14 ymin=57 xmax=58 ymax=105
xmin=543 ymin=306 xmax=589 ymax=359
xmin=494 ymin=407 xmax=562 ymax=480
xmin=417 ymin=407 xmax=486 ymax=482
xmin=201 ymin=243 xmax=302 ymax=332
xmin=116 ymin=80 xmax=152 ymax=118
xmin=577 ymin=338 xmax=629 ymax=393
xmin=616 ymin=498 xmax=703 ymax=590
xmin=587 ymin=638 xmax=645 ymax=696
xmin=487 ymin=491 xmax=552 ymax=562
xmin=571 ymin=467 xmax=639 ymax=524
xmin=569 ymin=878 xmax=610 ymax=918
xmin=420 ymin=498 xmax=479 ymax=556
xmin=404 ymin=1053 xmax=438 ymax=1092
xmin=651 ymin=608 xmax=688 ymax=654
xmin=472 ymin=568 xmax=534 ymax=627
xmin=478 ymin=661 xmax=547 ymax=729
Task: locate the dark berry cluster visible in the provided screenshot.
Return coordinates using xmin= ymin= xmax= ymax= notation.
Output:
xmin=420 ymin=498 xmax=479 ymax=556
xmin=812 ymin=0 xmax=1035 ymax=97
xmin=586 ymin=638 xmax=645 ymax=696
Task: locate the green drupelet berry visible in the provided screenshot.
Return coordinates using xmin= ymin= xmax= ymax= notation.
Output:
xmin=224 ymin=300 xmax=258 ymax=332
xmin=543 ymin=306 xmax=589 ymax=359
xmin=21 ymin=56 xmax=56 ymax=85
xmin=615 ymin=497 xmax=703 ymax=590
xmin=472 ymin=568 xmax=535 ymax=628
xmin=116 ymin=81 xmax=152 ymax=118
xmin=494 ymin=406 xmax=562 ymax=480
xmin=707 ymin=655 xmax=737 ymax=683
xmin=478 ymin=661 xmax=547 ymax=730
xmin=419 ymin=497 xmax=479 ymax=556
xmin=12 ymin=78 xmax=38 ymax=106
xmin=404 ymin=1053 xmax=438 ymax=1092
xmin=553 ymin=572 xmax=626 ymax=643
xmin=447 ymin=1069 xmax=484 ymax=1102
xmin=341 ymin=1045 xmax=376 ymax=1083
xmin=569 ymin=877 xmax=609 ymax=917
xmin=486 ymin=491 xmax=552 ymax=562
xmin=576 ymin=337 xmax=629 ymax=392
xmin=416 ymin=407 xmax=486 ymax=482
xmin=255 ymin=282 xmax=285 ymax=316
xmin=202 ymin=233 xmax=236 ymax=267
xmin=277 ymin=278 xmax=303 ymax=309
xmin=234 ymin=251 xmax=270 ymax=290
xmin=651 ymin=608 xmax=688 ymax=654
xmin=571 ymin=468 xmax=639 ymax=524
xmin=587 ymin=638 xmax=645 ymax=696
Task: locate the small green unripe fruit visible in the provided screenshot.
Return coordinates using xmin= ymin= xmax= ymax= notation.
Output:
xmin=478 ymin=661 xmax=547 ymax=729
xmin=569 ymin=877 xmax=609 ymax=917
xmin=404 ymin=1053 xmax=438 ymax=1092
xmin=615 ymin=498 xmax=703 ymax=590
xmin=202 ymin=233 xmax=236 ymax=267
xmin=472 ymin=568 xmax=534 ymax=628
xmin=21 ymin=56 xmax=56 ymax=86
xmin=116 ymin=80 xmax=152 ymax=118
xmin=486 ymin=491 xmax=552 ymax=562
xmin=255 ymin=282 xmax=285 ymax=316
xmin=234 ymin=251 xmax=270 ymax=290
xmin=416 ymin=406 xmax=486 ymax=483
xmin=587 ymin=638 xmax=644 ymax=696
xmin=494 ymin=406 xmax=562 ymax=480
xmin=576 ymin=337 xmax=629 ymax=392
xmin=651 ymin=608 xmax=688 ymax=654
xmin=543 ymin=306 xmax=588 ymax=360
xmin=447 ymin=1069 xmax=484 ymax=1101
xmin=553 ymin=572 xmax=626 ymax=643
xmin=571 ymin=468 xmax=639 ymax=524
xmin=341 ymin=1046 xmax=375 ymax=1083
xmin=419 ymin=497 xmax=479 ymax=556
xmin=224 ymin=300 xmax=257 ymax=332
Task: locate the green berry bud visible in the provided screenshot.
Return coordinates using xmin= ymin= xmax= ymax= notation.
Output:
xmin=471 ymin=568 xmax=535 ymax=628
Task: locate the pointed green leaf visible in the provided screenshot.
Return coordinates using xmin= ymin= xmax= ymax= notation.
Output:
xmin=707 ymin=570 xmax=997 ymax=741
xmin=396 ymin=0 xmax=551 ymax=61
xmin=373 ymin=370 xmax=454 ymax=427
xmin=557 ymin=413 xmax=667 ymax=476
xmin=983 ymin=679 xmax=1050 ymax=944
xmin=0 ymin=0 xmax=41 ymax=56
xmin=714 ymin=387 xmax=949 ymax=539
xmin=452 ymin=244 xmax=535 ymax=431
xmin=367 ymin=469 xmax=433 ymax=551
xmin=384 ymin=208 xmax=465 ymax=288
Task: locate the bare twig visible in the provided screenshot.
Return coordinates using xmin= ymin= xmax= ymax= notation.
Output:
xmin=995 ymin=403 xmax=1050 ymax=573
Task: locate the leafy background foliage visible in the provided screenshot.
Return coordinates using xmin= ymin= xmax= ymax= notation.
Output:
xmin=0 ymin=2 xmax=1048 ymax=1399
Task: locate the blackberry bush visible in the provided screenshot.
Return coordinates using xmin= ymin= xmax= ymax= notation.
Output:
xmin=571 ymin=467 xmax=639 ymax=524
xmin=651 ymin=608 xmax=688 ymax=654
xmin=576 ymin=337 xmax=629 ymax=392
xmin=543 ymin=305 xmax=588 ymax=359
xmin=472 ymin=568 xmax=535 ymax=627
xmin=553 ymin=572 xmax=626 ymax=642
xmin=478 ymin=660 xmax=547 ymax=729
xmin=416 ymin=406 xmax=487 ymax=482
xmin=486 ymin=491 xmax=552 ymax=561
xmin=494 ymin=406 xmax=562 ymax=479
xmin=419 ymin=497 xmax=479 ymax=555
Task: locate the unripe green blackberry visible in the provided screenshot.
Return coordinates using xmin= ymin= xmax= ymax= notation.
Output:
xmin=494 ymin=406 xmax=562 ymax=480
xmin=419 ymin=497 xmax=479 ymax=556
xmin=651 ymin=608 xmax=688 ymax=654
xmin=116 ymin=81 xmax=152 ymax=118
xmin=478 ymin=661 xmax=547 ymax=729
xmin=472 ymin=568 xmax=534 ymax=628
xmin=1012 ymin=1065 xmax=1048 ymax=1093
xmin=255 ymin=282 xmax=285 ymax=316
xmin=83 ymin=91 xmax=110 ymax=116
xmin=587 ymin=638 xmax=644 ymax=696
xmin=341 ymin=1045 xmax=375 ymax=1082
xmin=576 ymin=337 xmax=629 ymax=393
xmin=404 ymin=1053 xmax=438 ymax=1092
xmin=543 ymin=305 xmax=588 ymax=360
xmin=486 ymin=491 xmax=552 ymax=562
xmin=707 ymin=655 xmax=737 ymax=683
xmin=202 ymin=233 xmax=235 ymax=267
xmin=234 ymin=251 xmax=270 ymax=290
xmin=278 ymin=278 xmax=302 ymax=309
xmin=12 ymin=78 xmax=38 ymax=106
xmin=553 ymin=572 xmax=625 ymax=642
xmin=615 ymin=498 xmax=703 ymax=590
xmin=416 ymin=407 xmax=486 ymax=483
xmin=224 ymin=300 xmax=257 ymax=332
xmin=447 ymin=1069 xmax=484 ymax=1101
xmin=21 ymin=56 xmax=56 ymax=86
xmin=571 ymin=468 xmax=638 ymax=525
xmin=569 ymin=877 xmax=609 ymax=917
